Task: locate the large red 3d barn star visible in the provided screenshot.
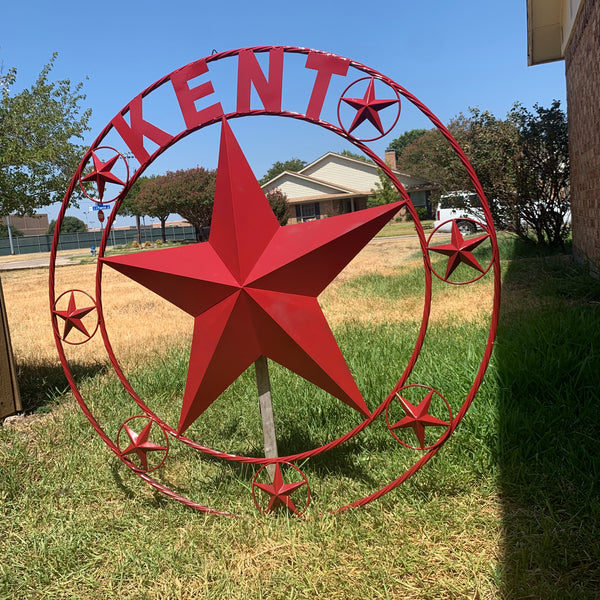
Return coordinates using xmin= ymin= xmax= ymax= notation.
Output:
xmin=81 ymin=150 xmax=125 ymax=201
xmin=341 ymin=78 xmax=399 ymax=135
xmin=102 ymin=118 xmax=402 ymax=434
xmin=429 ymin=221 xmax=490 ymax=280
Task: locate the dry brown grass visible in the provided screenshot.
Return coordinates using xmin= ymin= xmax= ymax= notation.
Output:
xmin=1 ymin=236 xmax=494 ymax=370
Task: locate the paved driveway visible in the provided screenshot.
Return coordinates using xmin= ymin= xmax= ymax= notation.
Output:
xmin=0 ymin=253 xmax=83 ymax=271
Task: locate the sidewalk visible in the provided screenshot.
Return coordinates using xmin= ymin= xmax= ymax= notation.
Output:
xmin=0 ymin=251 xmax=87 ymax=271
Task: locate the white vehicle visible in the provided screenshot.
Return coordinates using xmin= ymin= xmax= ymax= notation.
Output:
xmin=433 ymin=192 xmax=485 ymax=234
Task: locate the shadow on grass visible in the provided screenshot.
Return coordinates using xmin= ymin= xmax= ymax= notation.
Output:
xmin=15 ymin=359 xmax=109 ymax=413
xmin=497 ymin=243 xmax=600 ymax=598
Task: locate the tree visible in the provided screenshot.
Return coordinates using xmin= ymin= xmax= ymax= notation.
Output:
xmin=0 ymin=223 xmax=23 ymax=238
xmin=396 ymin=103 xmax=569 ymax=246
xmin=396 ymin=128 xmax=453 ymax=185
xmin=123 ymin=175 xmax=175 ymax=242
xmin=139 ymin=180 xmax=171 ymax=243
xmin=369 ymin=169 xmax=400 ymax=207
xmin=47 ymin=216 xmax=86 ymax=234
xmin=386 ymin=129 xmax=428 ymax=158
xmin=397 ymin=111 xmax=519 ymax=228
xmin=0 ymin=54 xmax=91 ymax=217
xmin=512 ymin=101 xmax=570 ymax=247
xmin=117 ymin=176 xmax=153 ymax=244
xmin=259 ymin=158 xmax=307 ymax=185
xmin=265 ymin=188 xmax=289 ymax=225
xmin=159 ymin=168 xmax=217 ymax=241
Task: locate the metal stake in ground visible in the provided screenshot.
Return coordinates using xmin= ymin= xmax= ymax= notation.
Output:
xmin=255 ymin=355 xmax=278 ymax=480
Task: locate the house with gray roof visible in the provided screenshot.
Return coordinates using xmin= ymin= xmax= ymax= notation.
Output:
xmin=261 ymin=152 xmax=437 ymax=224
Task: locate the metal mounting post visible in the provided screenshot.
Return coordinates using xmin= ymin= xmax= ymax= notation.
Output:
xmin=255 ymin=355 xmax=278 ymax=479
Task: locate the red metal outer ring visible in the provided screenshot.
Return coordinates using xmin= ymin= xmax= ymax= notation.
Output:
xmin=50 ymin=46 xmax=501 ymax=516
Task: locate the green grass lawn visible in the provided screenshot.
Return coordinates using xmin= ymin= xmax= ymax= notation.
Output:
xmin=72 ymin=219 xmax=431 ymax=266
xmin=375 ymin=219 xmax=433 ymax=238
xmin=1 ymin=234 xmax=599 ymax=599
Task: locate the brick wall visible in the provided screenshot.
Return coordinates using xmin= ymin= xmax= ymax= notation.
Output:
xmin=1 ymin=214 xmax=50 ymax=236
xmin=565 ymin=0 xmax=600 ymax=274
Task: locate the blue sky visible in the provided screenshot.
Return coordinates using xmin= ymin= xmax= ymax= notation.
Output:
xmin=1 ymin=0 xmax=566 ymax=226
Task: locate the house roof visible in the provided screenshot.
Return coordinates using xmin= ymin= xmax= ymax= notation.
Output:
xmin=263 ymin=170 xmax=358 ymax=195
xmin=261 ymin=151 xmax=436 ymax=204
xmin=526 ymin=0 xmax=583 ymax=65
xmin=299 ymin=151 xmax=433 ymax=188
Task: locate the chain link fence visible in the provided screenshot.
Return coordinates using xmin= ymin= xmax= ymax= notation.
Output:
xmin=0 ymin=225 xmax=198 ymax=256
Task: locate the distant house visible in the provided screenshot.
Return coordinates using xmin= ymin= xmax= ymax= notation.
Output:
xmin=527 ymin=0 xmax=599 ymax=274
xmin=261 ymin=152 xmax=437 ymax=225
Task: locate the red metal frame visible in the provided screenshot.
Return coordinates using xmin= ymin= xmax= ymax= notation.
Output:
xmin=49 ymin=46 xmax=501 ymax=517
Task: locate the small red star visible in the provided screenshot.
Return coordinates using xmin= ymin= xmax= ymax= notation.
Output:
xmin=53 ymin=292 xmax=96 ymax=340
xmin=390 ymin=390 xmax=449 ymax=448
xmin=120 ymin=420 xmax=168 ymax=471
xmin=341 ymin=78 xmax=399 ymax=135
xmin=81 ymin=150 xmax=125 ymax=200
xmin=254 ymin=463 xmax=308 ymax=514
xmin=429 ymin=221 xmax=489 ymax=280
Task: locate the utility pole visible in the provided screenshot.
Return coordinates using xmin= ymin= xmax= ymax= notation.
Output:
xmin=6 ymin=215 xmax=15 ymax=255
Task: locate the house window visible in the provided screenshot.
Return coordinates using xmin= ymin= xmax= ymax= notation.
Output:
xmin=295 ymin=203 xmax=321 ymax=222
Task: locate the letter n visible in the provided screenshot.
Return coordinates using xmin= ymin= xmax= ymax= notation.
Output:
xmin=236 ymin=48 xmax=284 ymax=113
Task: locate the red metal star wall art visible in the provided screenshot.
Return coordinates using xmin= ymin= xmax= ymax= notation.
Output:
xmin=49 ymin=47 xmax=501 ymax=517
xmin=340 ymin=77 xmax=399 ymax=136
xmin=117 ymin=416 xmax=169 ymax=472
xmin=252 ymin=462 xmax=310 ymax=516
xmin=385 ymin=385 xmax=453 ymax=450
